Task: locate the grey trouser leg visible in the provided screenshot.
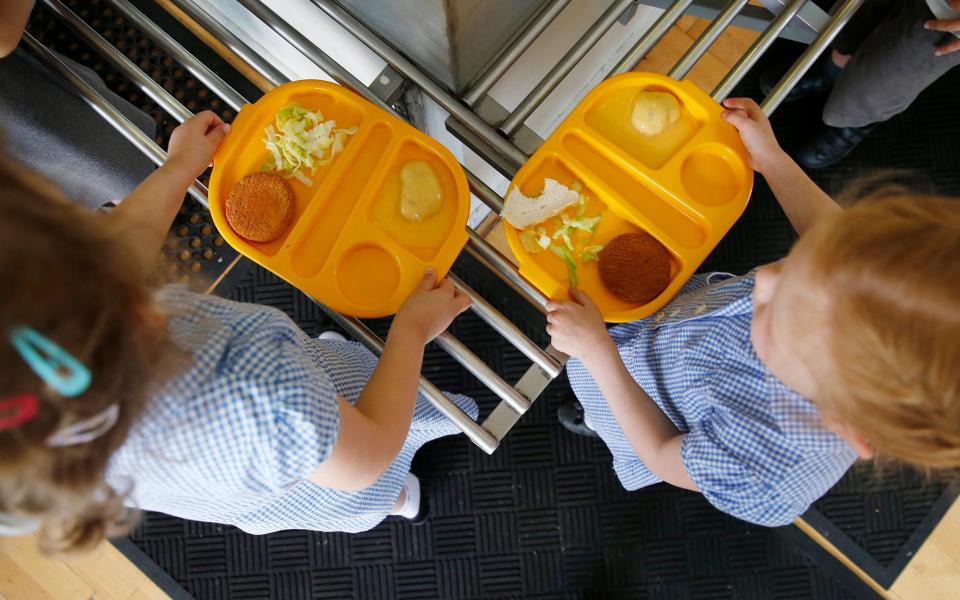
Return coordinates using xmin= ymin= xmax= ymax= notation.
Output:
xmin=823 ymin=0 xmax=960 ymax=128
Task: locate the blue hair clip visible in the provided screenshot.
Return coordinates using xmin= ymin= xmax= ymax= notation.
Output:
xmin=8 ymin=327 xmax=92 ymax=398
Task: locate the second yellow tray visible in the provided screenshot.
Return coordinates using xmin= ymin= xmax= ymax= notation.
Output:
xmin=504 ymin=72 xmax=754 ymax=322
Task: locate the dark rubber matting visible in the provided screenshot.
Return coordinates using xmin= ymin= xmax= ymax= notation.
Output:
xmin=20 ymin=0 xmax=959 ymax=596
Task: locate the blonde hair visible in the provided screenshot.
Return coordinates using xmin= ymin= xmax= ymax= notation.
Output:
xmin=0 ymin=156 xmax=168 ymax=553
xmin=808 ymin=191 xmax=960 ymax=469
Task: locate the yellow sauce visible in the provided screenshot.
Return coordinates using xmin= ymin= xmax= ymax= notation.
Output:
xmin=370 ymin=158 xmax=455 ymax=260
xmin=399 ymin=160 xmax=443 ymax=223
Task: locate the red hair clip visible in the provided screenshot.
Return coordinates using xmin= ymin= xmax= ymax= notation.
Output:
xmin=0 ymin=394 xmax=39 ymax=430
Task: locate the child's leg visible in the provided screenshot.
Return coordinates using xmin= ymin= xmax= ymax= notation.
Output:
xmin=823 ymin=0 xmax=960 ymax=128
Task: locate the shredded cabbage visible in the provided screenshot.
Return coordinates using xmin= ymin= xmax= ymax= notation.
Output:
xmin=262 ymin=103 xmax=356 ymax=186
xmin=516 ymin=182 xmax=606 ymax=289
xmin=549 ymin=245 xmax=579 ymax=288
xmin=519 ymin=228 xmax=542 ymax=253
xmin=580 ymin=245 xmax=603 ymax=262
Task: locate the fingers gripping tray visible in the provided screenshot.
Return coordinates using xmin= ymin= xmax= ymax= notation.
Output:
xmin=209 ymin=80 xmax=470 ymax=318
xmin=504 ymin=73 xmax=753 ymax=322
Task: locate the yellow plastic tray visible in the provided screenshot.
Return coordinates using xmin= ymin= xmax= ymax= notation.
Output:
xmin=504 ymin=72 xmax=753 ymax=322
xmin=208 ymin=80 xmax=470 ymax=318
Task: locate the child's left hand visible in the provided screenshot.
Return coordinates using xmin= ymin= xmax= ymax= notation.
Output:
xmin=546 ymin=288 xmax=612 ymax=361
xmin=165 ymin=110 xmax=231 ymax=180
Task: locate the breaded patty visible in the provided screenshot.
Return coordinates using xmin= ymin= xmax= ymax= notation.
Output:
xmin=598 ymin=232 xmax=671 ymax=304
xmin=225 ymin=172 xmax=295 ymax=242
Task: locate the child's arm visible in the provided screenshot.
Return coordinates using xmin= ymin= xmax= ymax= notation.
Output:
xmin=308 ymin=270 xmax=471 ymax=491
xmin=0 ymin=0 xmax=33 ymax=57
xmin=105 ymin=111 xmax=229 ymax=279
xmin=547 ymin=290 xmax=697 ymax=491
xmin=720 ymin=98 xmax=840 ymax=236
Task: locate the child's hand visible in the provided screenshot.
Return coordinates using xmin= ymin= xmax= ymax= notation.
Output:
xmin=393 ymin=269 xmax=472 ymax=344
xmin=720 ymin=98 xmax=784 ymax=173
xmin=546 ymin=288 xmax=612 ymax=361
xmin=165 ymin=111 xmax=231 ymax=180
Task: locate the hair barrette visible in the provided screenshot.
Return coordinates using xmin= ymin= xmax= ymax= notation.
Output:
xmin=0 ymin=394 xmax=39 ymax=430
xmin=9 ymin=326 xmax=91 ymax=398
xmin=45 ymin=403 xmax=120 ymax=447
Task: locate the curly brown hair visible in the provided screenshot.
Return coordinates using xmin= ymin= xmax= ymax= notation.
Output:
xmin=0 ymin=156 xmax=168 ymax=553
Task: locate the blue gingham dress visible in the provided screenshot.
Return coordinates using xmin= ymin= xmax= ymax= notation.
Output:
xmin=106 ymin=286 xmax=478 ymax=534
xmin=567 ymin=272 xmax=857 ymax=527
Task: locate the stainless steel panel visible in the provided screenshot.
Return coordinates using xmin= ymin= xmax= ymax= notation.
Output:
xmin=337 ymin=0 xmax=549 ymax=93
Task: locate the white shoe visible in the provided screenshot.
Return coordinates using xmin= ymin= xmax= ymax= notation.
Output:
xmin=318 ymin=330 xmax=347 ymax=342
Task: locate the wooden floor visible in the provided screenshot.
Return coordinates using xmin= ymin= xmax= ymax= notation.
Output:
xmin=0 ymin=534 xmax=167 ymax=600
xmin=3 ymin=11 xmax=957 ymax=600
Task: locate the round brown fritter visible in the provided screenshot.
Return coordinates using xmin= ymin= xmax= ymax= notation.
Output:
xmin=224 ymin=172 xmax=295 ymax=242
xmin=598 ymin=232 xmax=672 ymax=304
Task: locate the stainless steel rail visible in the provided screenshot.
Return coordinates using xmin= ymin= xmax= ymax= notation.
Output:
xmin=21 ymin=32 xmax=209 ymax=207
xmin=306 ymin=0 xmax=529 ymax=173
xmin=466 ymin=171 xmax=505 ymax=213
xmin=322 ymin=313 xmax=500 ymax=454
xmin=711 ymin=0 xmax=807 ymax=100
xmin=166 ymin=0 xmax=288 ymax=87
xmin=462 ymin=0 xmax=571 ymax=106
xmin=435 ymin=332 xmax=531 ymax=412
xmin=668 ymin=0 xmax=748 ymax=79
xmin=761 ymin=0 xmax=864 ymax=114
xmin=500 ymin=0 xmax=636 ymax=137
xmin=42 ymin=0 xmax=193 ymax=123
xmin=448 ymin=274 xmax=562 ymax=379
xmin=465 ymin=231 xmax=548 ymax=312
xmin=611 ymin=0 xmax=694 ymax=76
xmin=106 ymin=0 xmax=246 ymax=112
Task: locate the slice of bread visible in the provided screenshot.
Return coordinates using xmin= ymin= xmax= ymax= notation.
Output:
xmin=501 ymin=178 xmax=580 ymax=229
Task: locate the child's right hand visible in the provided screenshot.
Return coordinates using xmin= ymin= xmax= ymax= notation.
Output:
xmin=720 ymin=98 xmax=785 ymax=173
xmin=164 ymin=110 xmax=231 ymax=181
xmin=393 ymin=269 xmax=472 ymax=344
xmin=546 ymin=288 xmax=612 ymax=362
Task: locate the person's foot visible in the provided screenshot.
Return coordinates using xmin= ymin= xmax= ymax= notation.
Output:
xmin=558 ymin=400 xmax=599 ymax=437
xmin=318 ymin=330 xmax=347 ymax=342
xmin=759 ymin=54 xmax=842 ymax=102
xmin=795 ymin=123 xmax=876 ymax=169
xmin=391 ymin=473 xmax=429 ymax=525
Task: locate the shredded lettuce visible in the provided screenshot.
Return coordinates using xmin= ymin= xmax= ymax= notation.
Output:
xmin=580 ymin=245 xmax=604 ymax=262
xmin=519 ymin=228 xmax=542 ymax=253
xmin=549 ymin=244 xmax=579 ymax=288
xmin=262 ymin=103 xmax=356 ymax=186
xmin=517 ymin=185 xmax=606 ymax=289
